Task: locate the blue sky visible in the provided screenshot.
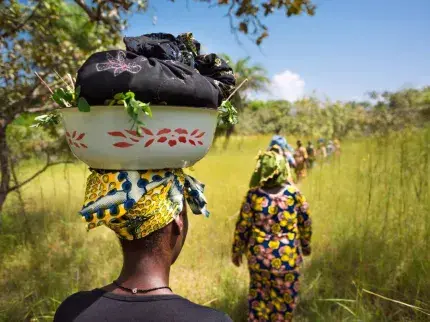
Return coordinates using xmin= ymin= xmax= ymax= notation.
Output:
xmin=125 ymin=0 xmax=430 ymax=102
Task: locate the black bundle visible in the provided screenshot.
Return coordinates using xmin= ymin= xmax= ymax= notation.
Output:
xmin=76 ymin=33 xmax=236 ymax=109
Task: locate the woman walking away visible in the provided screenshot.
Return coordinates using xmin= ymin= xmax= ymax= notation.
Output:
xmin=55 ymin=169 xmax=232 ymax=322
xmin=269 ymin=129 xmax=295 ymax=154
xmin=269 ymin=139 xmax=296 ymax=171
xmin=333 ymin=138 xmax=341 ymax=156
xmin=293 ymin=140 xmax=308 ymax=182
xmin=269 ymin=144 xmax=294 ymax=184
xmin=326 ymin=140 xmax=335 ymax=156
xmin=316 ymin=138 xmax=327 ymax=161
xmin=306 ymin=141 xmax=316 ymax=169
xmin=232 ymin=151 xmax=312 ymax=322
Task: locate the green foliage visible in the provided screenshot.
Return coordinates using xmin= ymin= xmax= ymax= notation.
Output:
xmin=221 ymin=55 xmax=270 ymax=110
xmin=33 ymin=81 xmax=90 ymax=127
xmin=235 ymin=87 xmax=430 ymax=138
xmin=217 ymin=54 xmax=269 ymax=140
xmin=77 ymin=96 xmax=90 ymax=112
xmin=50 ymin=85 xmax=87 ymax=110
xmin=32 ymin=112 xmax=60 ymax=128
xmin=107 ymin=91 xmax=152 ymax=136
xmin=214 ymin=0 xmax=316 ymax=44
xmin=33 ymin=90 xmax=152 ymax=135
xmin=218 ymin=100 xmax=239 ymax=126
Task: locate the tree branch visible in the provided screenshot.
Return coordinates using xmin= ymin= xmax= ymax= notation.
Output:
xmin=0 ymin=2 xmax=42 ymax=39
xmin=2 ymin=83 xmax=41 ymax=122
xmin=26 ymin=106 xmax=55 ymax=114
xmin=73 ymin=0 xmax=112 ymax=26
xmin=7 ymin=157 xmax=74 ymax=193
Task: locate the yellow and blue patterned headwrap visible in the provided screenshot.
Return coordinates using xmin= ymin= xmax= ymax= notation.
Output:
xmin=79 ymin=169 xmax=209 ymax=240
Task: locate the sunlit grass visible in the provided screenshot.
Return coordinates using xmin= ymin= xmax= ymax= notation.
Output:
xmin=1 ymin=129 xmax=429 ymax=321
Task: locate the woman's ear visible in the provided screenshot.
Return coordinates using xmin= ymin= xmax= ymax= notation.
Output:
xmin=173 ymin=214 xmax=184 ymax=235
xmin=172 ymin=200 xmax=187 ymax=236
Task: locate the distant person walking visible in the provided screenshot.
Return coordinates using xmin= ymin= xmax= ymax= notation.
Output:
xmin=316 ymin=138 xmax=327 ymax=161
xmin=232 ymin=151 xmax=312 ymax=322
xmin=333 ymin=138 xmax=341 ymax=156
xmin=306 ymin=141 xmax=316 ymax=169
xmin=326 ymin=140 xmax=335 ymax=156
xmin=268 ymin=129 xmax=296 ymax=169
xmin=269 ymin=128 xmax=287 ymax=151
xmin=293 ymin=140 xmax=308 ymax=182
xmin=269 ymin=144 xmax=294 ymax=183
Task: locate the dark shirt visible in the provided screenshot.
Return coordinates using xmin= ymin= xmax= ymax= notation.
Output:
xmin=54 ymin=289 xmax=232 ymax=322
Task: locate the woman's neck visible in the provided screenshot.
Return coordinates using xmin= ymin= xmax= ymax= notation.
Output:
xmin=105 ymin=252 xmax=173 ymax=295
xmin=261 ymin=184 xmax=286 ymax=195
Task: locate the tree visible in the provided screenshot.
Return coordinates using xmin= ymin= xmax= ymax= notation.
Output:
xmin=216 ymin=0 xmax=316 ymax=44
xmin=239 ymin=100 xmax=293 ymax=134
xmin=0 ymin=0 xmax=316 ymax=213
xmin=219 ymin=55 xmax=270 ymax=147
xmin=0 ymin=0 xmax=148 ymax=213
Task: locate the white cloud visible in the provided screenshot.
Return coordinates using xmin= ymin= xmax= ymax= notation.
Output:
xmin=249 ymin=69 xmax=306 ymax=102
xmin=269 ymin=70 xmax=305 ymax=101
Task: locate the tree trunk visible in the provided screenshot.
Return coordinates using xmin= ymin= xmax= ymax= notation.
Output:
xmin=0 ymin=123 xmax=11 ymax=215
xmin=223 ymin=124 xmax=235 ymax=150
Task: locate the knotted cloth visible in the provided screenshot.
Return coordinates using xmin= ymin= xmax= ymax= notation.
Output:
xmin=79 ymin=169 xmax=209 ymax=240
xmin=77 ymin=32 xmax=235 ymax=108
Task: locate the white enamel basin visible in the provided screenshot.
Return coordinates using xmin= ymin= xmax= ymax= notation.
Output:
xmin=61 ymin=105 xmax=217 ymax=169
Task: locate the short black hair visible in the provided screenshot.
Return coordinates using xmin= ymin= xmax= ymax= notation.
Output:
xmin=119 ymin=226 xmax=165 ymax=255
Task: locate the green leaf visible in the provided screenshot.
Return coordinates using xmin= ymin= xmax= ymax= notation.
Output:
xmin=105 ymin=91 xmax=151 ymax=133
xmin=144 ymin=105 xmax=152 ymax=117
xmin=56 ymin=88 xmax=67 ymax=98
xmin=138 ymin=102 xmax=152 ymax=117
xmin=32 ymin=112 xmax=60 ymax=128
xmin=77 ymin=97 xmax=91 ymax=112
xmin=218 ymin=100 xmax=238 ymax=126
xmin=126 ymin=104 xmax=134 ymax=118
xmin=75 ymin=85 xmax=81 ymax=98
xmin=125 ymin=91 xmax=135 ymax=99
xmin=63 ymin=91 xmax=73 ymax=103
xmin=114 ymin=93 xmax=124 ymax=100
xmin=137 ymin=126 xmax=143 ymax=136
xmin=129 ymin=99 xmax=139 ymax=114
xmin=51 ymin=92 xmax=63 ymax=106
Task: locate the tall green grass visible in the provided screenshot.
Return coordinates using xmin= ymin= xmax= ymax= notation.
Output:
xmin=0 ymin=129 xmax=429 ymax=321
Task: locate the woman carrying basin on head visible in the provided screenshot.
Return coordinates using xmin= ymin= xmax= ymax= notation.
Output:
xmin=53 ymin=32 xmax=235 ymax=322
xmin=232 ymin=151 xmax=312 ymax=322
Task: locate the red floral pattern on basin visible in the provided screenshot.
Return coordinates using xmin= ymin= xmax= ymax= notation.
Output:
xmin=66 ymin=131 xmax=88 ymax=149
xmin=107 ymin=128 xmax=206 ymax=148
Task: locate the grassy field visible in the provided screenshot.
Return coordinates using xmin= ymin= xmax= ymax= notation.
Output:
xmin=1 ymin=128 xmax=429 ymax=321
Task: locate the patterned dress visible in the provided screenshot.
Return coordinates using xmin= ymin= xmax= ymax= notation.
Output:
xmin=293 ymin=147 xmax=308 ymax=182
xmin=232 ymin=185 xmax=312 ymax=322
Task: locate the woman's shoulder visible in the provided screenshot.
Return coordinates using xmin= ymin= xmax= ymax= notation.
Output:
xmin=54 ymin=289 xmax=104 ymax=321
xmin=282 ymin=184 xmax=300 ymax=196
